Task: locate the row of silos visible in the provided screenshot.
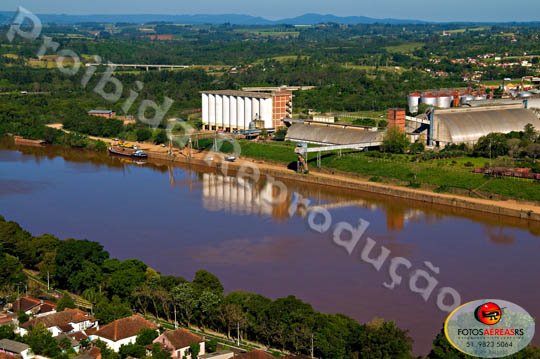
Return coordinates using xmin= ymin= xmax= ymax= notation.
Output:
xmin=407 ymin=91 xmax=488 ymax=113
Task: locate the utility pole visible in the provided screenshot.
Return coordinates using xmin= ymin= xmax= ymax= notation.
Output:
xmin=174 ymin=306 xmax=178 ymax=329
xmin=236 ymin=321 xmax=240 ymax=346
xmin=311 ymin=333 xmax=314 ymax=358
xmin=47 ymin=271 xmax=50 ymax=291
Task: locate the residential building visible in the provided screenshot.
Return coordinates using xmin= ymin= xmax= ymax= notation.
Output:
xmin=11 ymin=296 xmax=56 ymax=317
xmin=199 ymin=350 xmax=234 ymax=359
xmin=0 ymin=339 xmax=32 ymax=359
xmin=19 ymin=308 xmax=96 ymax=337
xmin=233 ymin=350 xmax=274 ymax=359
xmin=88 ymin=315 xmax=158 ymax=352
xmin=153 ymin=328 xmax=205 ymax=359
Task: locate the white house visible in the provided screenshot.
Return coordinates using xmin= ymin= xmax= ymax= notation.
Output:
xmin=88 ymin=315 xmax=158 ymax=352
xmin=19 ymin=308 xmax=96 ymax=337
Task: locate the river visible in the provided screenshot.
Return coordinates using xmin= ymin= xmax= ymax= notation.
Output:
xmin=1 ymin=140 xmax=539 ymax=355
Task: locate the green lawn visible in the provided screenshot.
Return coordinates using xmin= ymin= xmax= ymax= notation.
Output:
xmin=195 ymin=139 xmax=540 ymax=202
xmin=384 ymin=42 xmax=424 ymax=54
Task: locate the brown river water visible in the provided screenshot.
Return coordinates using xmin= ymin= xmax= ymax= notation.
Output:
xmin=1 ymin=140 xmax=539 ymax=355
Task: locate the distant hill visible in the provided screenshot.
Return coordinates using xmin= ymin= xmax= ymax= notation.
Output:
xmin=278 ymin=13 xmax=427 ymax=25
xmin=0 ymin=12 xmax=428 ymax=26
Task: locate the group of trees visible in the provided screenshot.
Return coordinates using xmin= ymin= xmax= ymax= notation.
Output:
xmin=472 ymin=124 xmax=540 ymax=162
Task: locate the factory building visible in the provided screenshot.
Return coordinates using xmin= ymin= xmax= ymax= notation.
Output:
xmin=430 ymin=104 xmax=539 ymax=146
xmin=407 ymin=102 xmax=540 ymax=147
xmin=201 ymin=90 xmax=292 ymax=131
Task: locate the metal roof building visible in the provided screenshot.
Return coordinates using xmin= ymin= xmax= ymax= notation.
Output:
xmin=432 ymin=105 xmax=540 ymax=146
xmin=285 ymin=123 xmax=383 ymax=146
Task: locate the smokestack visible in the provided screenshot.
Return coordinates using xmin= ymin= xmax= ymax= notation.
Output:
xmin=387 ymin=108 xmax=406 ymax=132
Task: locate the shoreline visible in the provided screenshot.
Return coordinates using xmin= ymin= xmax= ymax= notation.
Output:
xmin=151 ymin=150 xmax=540 ymax=223
xmin=13 ymin=133 xmax=540 ymax=222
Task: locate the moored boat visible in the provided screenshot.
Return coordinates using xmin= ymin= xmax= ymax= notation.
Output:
xmin=108 ymin=146 xmax=148 ymax=159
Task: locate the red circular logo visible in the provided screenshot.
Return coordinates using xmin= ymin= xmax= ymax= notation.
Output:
xmin=475 ymin=302 xmax=502 ymax=326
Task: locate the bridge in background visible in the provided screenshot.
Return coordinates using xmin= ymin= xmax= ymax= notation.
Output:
xmin=85 ymin=63 xmax=191 ymax=71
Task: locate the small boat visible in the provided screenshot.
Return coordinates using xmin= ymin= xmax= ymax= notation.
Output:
xmin=108 ymin=146 xmax=148 ymax=159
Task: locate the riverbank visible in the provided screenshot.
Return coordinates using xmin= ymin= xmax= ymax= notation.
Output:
xmin=14 ymin=132 xmax=540 ymax=222
xmin=83 ymin=134 xmax=540 ymax=223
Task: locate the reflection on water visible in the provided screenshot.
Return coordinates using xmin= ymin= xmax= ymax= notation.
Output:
xmin=1 ymin=139 xmax=539 ymax=355
xmin=200 ymin=170 xmax=429 ymax=231
xmin=203 ymin=173 xmax=280 ymax=217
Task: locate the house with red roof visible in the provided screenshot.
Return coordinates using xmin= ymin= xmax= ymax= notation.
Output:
xmin=153 ymin=328 xmax=205 ymax=359
xmin=88 ymin=315 xmax=158 ymax=352
xmin=234 ymin=350 xmax=274 ymax=359
xmin=19 ymin=308 xmax=96 ymax=337
xmin=11 ymin=296 xmax=56 ymax=317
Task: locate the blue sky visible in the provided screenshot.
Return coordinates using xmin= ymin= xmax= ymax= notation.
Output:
xmin=1 ymin=0 xmax=540 ymax=22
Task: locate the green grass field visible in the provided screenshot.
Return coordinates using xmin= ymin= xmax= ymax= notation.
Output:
xmin=384 ymin=42 xmax=424 ymax=54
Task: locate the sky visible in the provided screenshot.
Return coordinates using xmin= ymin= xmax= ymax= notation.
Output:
xmin=1 ymin=0 xmax=540 ymax=22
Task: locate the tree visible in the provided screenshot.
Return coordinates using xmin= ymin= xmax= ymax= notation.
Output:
xmin=17 ymin=312 xmax=29 ymax=324
xmin=94 ymin=296 xmax=132 ymax=324
xmin=26 ymin=324 xmax=62 ymax=358
xmin=356 ymin=319 xmax=413 ymax=359
xmin=154 ymin=129 xmax=168 ymax=145
xmin=150 ymin=343 xmax=172 ymax=359
xmin=189 ymin=343 xmax=200 ymax=359
xmin=171 ymin=283 xmax=197 ymax=327
xmin=136 ymin=128 xmax=152 ymax=142
xmin=473 ymin=133 xmax=509 ymax=158
xmin=0 ymin=325 xmax=15 ymax=340
xmin=0 ymin=252 xmax=25 ymax=288
xmin=409 ymin=140 xmax=425 ymax=154
xmin=55 ymin=239 xmax=109 ymax=292
xmin=198 ymin=290 xmax=222 ymax=328
xmin=427 ymin=328 xmax=468 ymax=358
xmin=193 ymin=270 xmax=224 ymax=294
xmin=68 ymin=261 xmax=103 ymax=293
xmin=526 ymin=143 xmax=540 ymax=161
xmin=95 ymin=339 xmax=120 ymax=359
xmin=382 ymin=127 xmax=409 ymax=154
xmin=222 ymin=303 xmax=246 ymax=339
xmin=523 ymin=123 xmax=538 ymax=143
xmin=56 ymin=295 xmax=76 ymax=311
xmin=102 ymin=259 xmax=147 ymax=299
xmin=136 ymin=328 xmax=158 ymax=346
xmin=119 ymin=343 xmax=146 ymax=359
xmin=274 ymin=127 xmax=288 ymax=141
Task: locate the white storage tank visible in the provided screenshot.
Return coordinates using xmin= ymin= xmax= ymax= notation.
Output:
xmin=421 ymin=93 xmax=437 ymax=107
xmin=460 ymin=94 xmax=475 ymax=105
xmin=436 ymin=95 xmax=453 ymax=108
xmin=407 ymin=92 xmax=421 ymax=113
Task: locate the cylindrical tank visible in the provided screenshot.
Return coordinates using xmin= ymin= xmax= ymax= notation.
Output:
xmin=460 ymin=94 xmax=475 ymax=105
xmin=436 ymin=95 xmax=453 ymax=108
xmin=518 ymin=91 xmax=533 ymax=98
xmin=421 ymin=93 xmax=437 ymax=106
xmin=407 ymin=92 xmax=421 ymax=113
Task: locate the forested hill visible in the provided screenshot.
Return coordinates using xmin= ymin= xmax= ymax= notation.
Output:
xmin=0 ymin=12 xmax=427 ymax=25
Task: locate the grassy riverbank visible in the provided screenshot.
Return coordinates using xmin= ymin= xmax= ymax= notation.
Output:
xmin=196 ymin=139 xmax=540 ymax=203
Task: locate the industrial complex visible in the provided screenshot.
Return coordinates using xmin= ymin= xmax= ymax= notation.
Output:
xmin=200 ymin=88 xmax=540 ymax=166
